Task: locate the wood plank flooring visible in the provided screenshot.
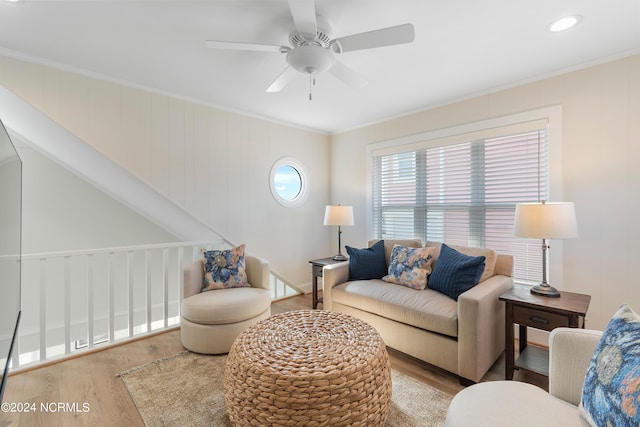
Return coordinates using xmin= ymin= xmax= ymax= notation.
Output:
xmin=1 ymin=292 xmax=547 ymax=426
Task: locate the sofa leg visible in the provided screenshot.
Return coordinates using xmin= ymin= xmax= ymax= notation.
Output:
xmin=459 ymin=377 xmax=475 ymax=387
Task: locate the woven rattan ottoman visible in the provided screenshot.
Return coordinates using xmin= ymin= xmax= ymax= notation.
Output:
xmin=223 ymin=310 xmax=392 ymax=427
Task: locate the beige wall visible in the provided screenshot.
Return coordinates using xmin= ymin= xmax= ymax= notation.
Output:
xmin=2 ymin=51 xmax=638 ymax=329
xmin=0 ymin=55 xmax=332 ymax=286
xmin=16 ymin=143 xmax=179 ymax=253
xmin=330 ymin=55 xmax=640 ymax=332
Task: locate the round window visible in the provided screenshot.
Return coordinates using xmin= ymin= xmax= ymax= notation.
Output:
xmin=270 ymin=158 xmax=308 ymax=207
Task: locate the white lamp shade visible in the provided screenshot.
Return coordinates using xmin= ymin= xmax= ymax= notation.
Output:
xmin=324 ymin=205 xmax=354 ymax=226
xmin=513 ymin=202 xmax=578 ymax=239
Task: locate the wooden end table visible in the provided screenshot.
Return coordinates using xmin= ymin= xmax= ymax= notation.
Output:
xmin=308 ymin=257 xmax=344 ymax=309
xmin=499 ymin=284 xmax=591 ymax=380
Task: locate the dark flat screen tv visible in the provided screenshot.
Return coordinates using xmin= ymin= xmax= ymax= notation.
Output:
xmin=0 ymin=117 xmax=22 ymax=403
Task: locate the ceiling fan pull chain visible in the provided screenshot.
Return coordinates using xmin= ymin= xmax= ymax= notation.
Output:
xmin=309 ymin=73 xmax=313 ymax=101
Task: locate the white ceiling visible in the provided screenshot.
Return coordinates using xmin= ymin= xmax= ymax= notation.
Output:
xmin=0 ymin=0 xmax=639 ymax=134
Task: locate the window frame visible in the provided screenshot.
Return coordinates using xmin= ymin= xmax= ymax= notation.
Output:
xmin=269 ymin=157 xmax=309 ymax=208
xmin=366 ymin=106 xmax=566 ymax=285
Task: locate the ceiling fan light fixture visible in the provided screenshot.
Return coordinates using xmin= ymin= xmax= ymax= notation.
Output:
xmin=286 ymin=45 xmax=335 ymax=74
xmin=206 ymin=0 xmax=414 ymax=93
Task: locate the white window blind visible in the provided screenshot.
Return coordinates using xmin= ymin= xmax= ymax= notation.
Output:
xmin=372 ymin=128 xmax=549 ymax=283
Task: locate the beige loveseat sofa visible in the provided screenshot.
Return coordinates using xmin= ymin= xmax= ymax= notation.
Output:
xmin=446 ymin=327 xmax=602 ymax=426
xmin=322 ymin=240 xmax=513 ymax=384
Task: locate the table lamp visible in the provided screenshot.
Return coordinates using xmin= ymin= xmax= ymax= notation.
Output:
xmin=513 ymin=201 xmax=578 ymax=297
xmin=324 ymin=205 xmax=354 ymax=261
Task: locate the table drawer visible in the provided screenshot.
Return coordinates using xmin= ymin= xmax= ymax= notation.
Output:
xmin=512 ymin=306 xmax=569 ymax=330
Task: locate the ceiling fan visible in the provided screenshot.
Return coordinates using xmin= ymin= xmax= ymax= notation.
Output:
xmin=205 ymin=0 xmax=415 ymax=97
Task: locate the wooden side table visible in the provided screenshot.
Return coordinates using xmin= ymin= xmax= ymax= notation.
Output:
xmin=308 ymin=257 xmax=344 ymax=309
xmin=499 ymin=284 xmax=591 ymax=380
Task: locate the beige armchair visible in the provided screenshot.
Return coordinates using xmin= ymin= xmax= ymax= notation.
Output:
xmin=446 ymin=327 xmax=602 ymax=426
xmin=180 ymin=255 xmax=271 ymax=354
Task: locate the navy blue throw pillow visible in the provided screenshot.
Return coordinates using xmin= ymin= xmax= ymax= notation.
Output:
xmin=428 ymin=243 xmax=486 ymax=300
xmin=345 ymin=240 xmax=388 ymax=280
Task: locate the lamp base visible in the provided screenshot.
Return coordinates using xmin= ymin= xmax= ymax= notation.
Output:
xmin=530 ymin=283 xmax=561 ymax=298
xmin=332 ymin=254 xmax=347 ymax=261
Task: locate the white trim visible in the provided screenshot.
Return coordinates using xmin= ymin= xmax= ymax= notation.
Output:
xmin=0 ymin=48 xmax=329 ymax=136
xmin=368 ymin=108 xmax=558 ymax=153
xmin=366 ymin=105 xmax=563 ymax=238
xmin=370 ymin=119 xmax=550 ymax=156
xmin=0 ymin=85 xmax=220 ymax=242
xmin=332 ymin=49 xmax=640 ymax=135
xmin=269 ymin=157 xmax=309 ymax=208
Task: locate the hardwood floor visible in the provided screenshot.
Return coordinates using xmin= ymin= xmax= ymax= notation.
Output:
xmin=1 ymin=293 xmax=547 ymax=426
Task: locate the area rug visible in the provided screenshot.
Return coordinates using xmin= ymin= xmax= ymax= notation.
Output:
xmin=117 ymin=351 xmax=452 ymax=426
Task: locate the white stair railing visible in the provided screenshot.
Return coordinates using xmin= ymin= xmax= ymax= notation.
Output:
xmin=11 ymin=241 xmax=299 ymax=372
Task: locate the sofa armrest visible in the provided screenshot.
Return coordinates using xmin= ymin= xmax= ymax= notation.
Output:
xmin=549 ymin=328 xmax=602 ymax=406
xmin=245 ymin=255 xmax=270 ymax=291
xmin=183 ymin=259 xmax=205 ymax=300
xmin=321 ymin=261 xmax=350 ymax=311
xmin=457 ymin=274 xmax=514 ymax=382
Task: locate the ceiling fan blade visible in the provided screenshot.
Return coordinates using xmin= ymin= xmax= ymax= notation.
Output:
xmin=288 ymin=0 xmax=317 ymax=37
xmin=205 ymin=40 xmax=287 ymax=53
xmin=266 ymin=67 xmax=299 ymax=92
xmin=332 ymin=23 xmax=415 ymax=53
xmin=328 ymin=61 xmax=368 ymax=89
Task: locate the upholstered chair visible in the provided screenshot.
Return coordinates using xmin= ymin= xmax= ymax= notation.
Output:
xmin=180 ymin=255 xmax=271 ymax=354
xmin=445 ymin=328 xmax=603 ymax=426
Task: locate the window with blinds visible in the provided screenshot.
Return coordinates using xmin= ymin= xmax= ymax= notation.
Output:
xmin=372 ymin=128 xmax=549 ymax=284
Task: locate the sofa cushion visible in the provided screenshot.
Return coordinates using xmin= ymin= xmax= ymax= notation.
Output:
xmin=346 ymin=240 xmax=387 ymax=280
xmin=181 ymin=287 xmax=271 ymax=325
xmin=369 ymin=239 xmax=422 ymax=268
xmin=428 ymin=243 xmax=486 ymax=300
xmin=202 ymin=244 xmax=249 ymax=291
xmin=427 ymin=241 xmax=497 ymax=283
xmin=579 ymin=304 xmax=640 ymax=427
xmin=382 ymin=245 xmax=436 ymax=290
xmin=332 ymin=279 xmax=459 ymax=338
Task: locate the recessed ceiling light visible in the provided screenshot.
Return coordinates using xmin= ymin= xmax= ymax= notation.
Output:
xmin=548 ymin=15 xmax=583 ymax=32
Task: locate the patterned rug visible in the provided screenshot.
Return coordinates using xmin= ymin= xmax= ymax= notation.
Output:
xmin=118 ymin=351 xmax=452 ymax=426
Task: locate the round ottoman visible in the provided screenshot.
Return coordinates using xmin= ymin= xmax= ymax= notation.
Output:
xmin=224 ymin=310 xmax=392 ymax=427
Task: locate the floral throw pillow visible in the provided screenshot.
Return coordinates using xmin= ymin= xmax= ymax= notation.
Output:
xmin=382 ymin=245 xmax=436 ymax=290
xmin=202 ymin=244 xmax=249 ymax=291
xmin=579 ymin=304 xmax=640 ymax=426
